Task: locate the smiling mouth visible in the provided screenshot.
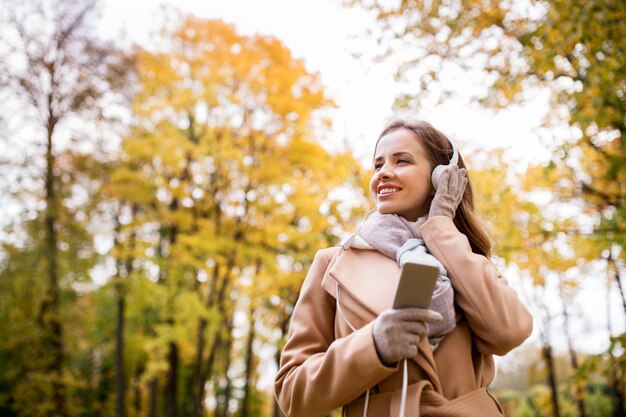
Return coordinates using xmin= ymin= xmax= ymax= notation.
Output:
xmin=378 ymin=187 xmax=401 ymax=196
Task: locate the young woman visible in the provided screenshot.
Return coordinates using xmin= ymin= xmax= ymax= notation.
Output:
xmin=274 ymin=119 xmax=533 ymax=417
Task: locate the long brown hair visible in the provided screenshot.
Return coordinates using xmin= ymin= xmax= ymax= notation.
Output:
xmin=375 ymin=118 xmax=493 ymax=258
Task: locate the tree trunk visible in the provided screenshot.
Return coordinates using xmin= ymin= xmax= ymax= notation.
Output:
xmin=559 ymin=274 xmax=585 ymax=417
xmin=615 ymin=266 xmax=626 ymax=323
xmin=204 ymin=329 xmax=222 ymax=397
xmin=166 ymin=342 xmax=179 ymax=417
xmin=149 ymin=378 xmax=158 ymax=417
xmin=241 ymin=308 xmax=256 ymax=417
xmin=538 ymin=285 xmax=560 ymax=417
xmin=610 ymin=360 xmax=626 ymax=417
xmin=191 ymin=265 xmax=221 ymax=417
xmin=114 ymin=213 xmax=131 ymax=417
xmin=116 ymin=283 xmax=127 ymax=417
xmin=607 ymin=252 xmax=626 ymax=417
xmin=273 ymin=307 xmax=294 ymax=417
xmin=214 ymin=313 xmax=235 ymax=417
xmin=38 ymin=116 xmax=68 ymax=417
xmin=199 ymin=258 xmax=237 ymax=416
xmin=157 ymin=222 xmax=179 ymax=417
xmin=273 ymin=294 xmax=297 ymax=417
xmin=542 ymin=343 xmax=561 ymax=417
xmin=114 ymin=206 xmax=137 ymax=417
xmin=190 ymin=316 xmax=208 ymax=417
xmin=609 ymin=342 xmax=626 ymax=417
xmin=566 ymin=323 xmax=586 ymax=417
xmin=219 ymin=323 xmax=235 ymax=417
xmin=208 ymin=330 xmax=225 ymax=417
xmin=133 ymin=364 xmax=142 ymax=416
xmin=607 ymin=252 xmax=626 ymax=329
xmin=273 ymin=346 xmax=284 ymax=417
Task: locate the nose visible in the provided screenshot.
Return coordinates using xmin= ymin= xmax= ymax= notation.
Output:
xmin=377 ymin=164 xmax=394 ymax=181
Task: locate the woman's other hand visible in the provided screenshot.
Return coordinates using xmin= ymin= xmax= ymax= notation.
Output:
xmin=372 ymin=308 xmax=443 ymax=366
xmin=429 ymin=166 xmax=468 ymax=219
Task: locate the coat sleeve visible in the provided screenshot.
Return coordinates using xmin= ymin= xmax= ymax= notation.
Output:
xmin=274 ymin=248 xmax=398 ymax=417
xmin=421 ymin=216 xmax=533 ymax=356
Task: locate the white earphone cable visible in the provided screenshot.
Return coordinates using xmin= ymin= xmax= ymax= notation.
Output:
xmin=399 ymin=358 xmax=408 ymax=417
xmin=336 ymin=282 xmax=371 ymax=417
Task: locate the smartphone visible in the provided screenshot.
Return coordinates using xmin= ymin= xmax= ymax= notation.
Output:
xmin=392 ymin=261 xmax=439 ymax=309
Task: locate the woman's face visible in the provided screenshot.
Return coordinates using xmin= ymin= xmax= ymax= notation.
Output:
xmin=369 ymin=128 xmax=433 ymax=221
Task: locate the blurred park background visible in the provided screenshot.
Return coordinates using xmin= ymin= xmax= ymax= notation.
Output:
xmin=0 ymin=0 xmax=624 ymax=416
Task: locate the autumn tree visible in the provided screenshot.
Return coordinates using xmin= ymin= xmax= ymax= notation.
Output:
xmin=0 ymin=0 xmax=133 ymax=415
xmin=108 ymin=12 xmax=366 ymax=417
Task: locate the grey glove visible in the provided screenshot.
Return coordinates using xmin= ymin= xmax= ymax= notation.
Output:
xmin=429 ymin=166 xmax=468 ymax=218
xmin=372 ymin=308 xmax=443 ymax=366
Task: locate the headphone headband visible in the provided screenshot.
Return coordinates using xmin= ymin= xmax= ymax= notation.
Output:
xmin=449 ymin=141 xmax=458 ymax=167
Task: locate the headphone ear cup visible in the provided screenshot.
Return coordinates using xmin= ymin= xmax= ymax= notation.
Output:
xmin=431 ymin=164 xmax=445 ymax=190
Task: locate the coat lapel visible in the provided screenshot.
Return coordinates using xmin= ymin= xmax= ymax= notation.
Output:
xmin=326 ymin=247 xmax=399 ymax=315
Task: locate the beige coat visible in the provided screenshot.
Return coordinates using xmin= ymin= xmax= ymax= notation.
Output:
xmin=275 ymin=216 xmax=533 ymax=417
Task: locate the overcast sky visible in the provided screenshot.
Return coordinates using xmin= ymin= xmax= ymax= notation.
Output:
xmin=99 ymin=0 xmax=552 ymax=167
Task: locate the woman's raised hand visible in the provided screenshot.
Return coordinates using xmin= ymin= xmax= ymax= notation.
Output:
xmin=372 ymin=308 xmax=443 ymax=366
xmin=429 ymin=166 xmax=468 ymax=219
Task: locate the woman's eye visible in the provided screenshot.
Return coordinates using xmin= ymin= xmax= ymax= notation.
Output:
xmin=398 ymin=159 xmax=409 ymax=164
xmin=373 ymin=163 xmax=383 ymax=171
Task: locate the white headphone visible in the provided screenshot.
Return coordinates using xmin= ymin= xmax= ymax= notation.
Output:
xmin=431 ymin=141 xmax=459 ymax=190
